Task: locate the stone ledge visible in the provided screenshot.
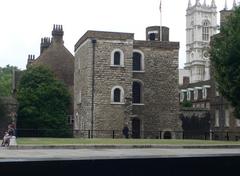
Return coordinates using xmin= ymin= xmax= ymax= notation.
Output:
xmin=5 ymin=144 xmax=240 ymax=150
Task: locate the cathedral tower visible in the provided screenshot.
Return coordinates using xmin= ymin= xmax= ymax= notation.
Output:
xmin=185 ymin=0 xmax=218 ymax=83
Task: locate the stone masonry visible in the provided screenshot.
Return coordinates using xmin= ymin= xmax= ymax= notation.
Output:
xmin=74 ymin=27 xmax=182 ymax=138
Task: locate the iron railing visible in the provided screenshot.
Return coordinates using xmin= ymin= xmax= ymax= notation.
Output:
xmin=1 ymin=129 xmax=239 ymax=141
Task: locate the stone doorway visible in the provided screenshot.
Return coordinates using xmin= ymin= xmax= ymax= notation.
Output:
xmin=132 ymin=118 xmax=140 ymax=138
xmin=163 ymin=131 xmax=172 ymax=139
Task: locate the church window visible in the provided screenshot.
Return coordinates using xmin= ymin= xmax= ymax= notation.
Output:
xmin=111 ymin=49 xmax=124 ymax=67
xmin=202 ymin=20 xmax=210 ymax=41
xmin=133 ymin=50 xmax=144 ymax=72
xmin=132 ymin=81 xmax=143 ymax=104
xmin=111 ymin=86 xmax=124 ymax=104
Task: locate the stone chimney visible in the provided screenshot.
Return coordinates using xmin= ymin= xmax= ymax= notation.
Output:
xmin=40 ymin=37 xmax=51 ymax=54
xmin=52 ymin=24 xmax=64 ymax=44
xmin=26 ymin=54 xmax=35 ymax=68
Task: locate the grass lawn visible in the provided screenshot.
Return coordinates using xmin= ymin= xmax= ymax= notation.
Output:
xmin=15 ymin=138 xmax=240 ymax=145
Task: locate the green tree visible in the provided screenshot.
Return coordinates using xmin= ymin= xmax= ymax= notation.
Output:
xmin=210 ymin=7 xmax=240 ymax=118
xmin=17 ymin=66 xmax=71 ymax=137
xmin=181 ymin=100 xmax=192 ymax=108
xmin=0 ymin=65 xmax=18 ymax=96
xmin=0 ymin=98 xmax=6 ymax=119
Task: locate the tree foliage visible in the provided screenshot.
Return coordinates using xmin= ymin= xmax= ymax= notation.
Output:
xmin=181 ymin=100 xmax=192 ymax=108
xmin=210 ymin=7 xmax=240 ymax=118
xmin=17 ymin=66 xmax=71 ymax=137
xmin=0 ymin=98 xmax=6 ymax=119
xmin=0 ymin=65 xmax=19 ymax=96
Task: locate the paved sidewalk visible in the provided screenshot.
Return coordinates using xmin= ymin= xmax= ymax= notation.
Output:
xmin=1 ymin=147 xmax=240 ymax=161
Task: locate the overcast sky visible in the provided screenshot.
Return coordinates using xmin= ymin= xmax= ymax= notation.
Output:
xmin=0 ymin=0 xmax=234 ymax=70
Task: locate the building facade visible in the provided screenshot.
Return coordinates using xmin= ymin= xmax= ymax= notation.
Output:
xmin=74 ymin=26 xmax=182 ymax=138
xmin=179 ymin=0 xmax=218 ymax=84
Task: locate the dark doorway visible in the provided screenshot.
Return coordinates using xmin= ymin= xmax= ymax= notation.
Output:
xmin=163 ymin=131 xmax=172 ymax=139
xmin=132 ymin=118 xmax=141 ymax=138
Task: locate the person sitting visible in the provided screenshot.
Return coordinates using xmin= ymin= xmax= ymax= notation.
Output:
xmin=1 ymin=132 xmax=11 ymax=147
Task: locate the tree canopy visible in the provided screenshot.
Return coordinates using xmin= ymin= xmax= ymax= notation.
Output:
xmin=0 ymin=65 xmax=19 ymax=96
xmin=210 ymin=7 xmax=240 ymax=118
xmin=0 ymin=98 xmax=6 ymax=119
xmin=17 ymin=66 xmax=71 ymax=137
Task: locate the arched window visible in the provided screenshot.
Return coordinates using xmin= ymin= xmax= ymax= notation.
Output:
xmin=202 ymin=20 xmax=209 ymax=41
xmin=111 ymin=86 xmax=124 ymax=104
xmin=111 ymin=49 xmax=124 ymax=67
xmin=114 ymin=52 xmax=121 ymax=65
xmin=132 ymin=81 xmax=143 ymax=104
xmin=113 ymin=88 xmax=121 ymax=102
xmin=133 ymin=50 xmax=144 ymax=72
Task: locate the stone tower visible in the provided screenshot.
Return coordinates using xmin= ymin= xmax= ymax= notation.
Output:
xmin=74 ymin=27 xmax=181 ymax=138
xmin=185 ymin=0 xmax=218 ymax=83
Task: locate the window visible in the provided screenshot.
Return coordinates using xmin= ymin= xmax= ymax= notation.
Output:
xmin=111 ymin=49 xmax=124 ymax=67
xmin=133 ymin=50 xmax=144 ymax=72
xmin=132 ymin=81 xmax=143 ymax=104
xmin=114 ymin=52 xmax=121 ymax=65
xmin=149 ymin=33 xmax=156 ymax=41
xmin=180 ymin=91 xmax=186 ymax=102
xmin=187 ymin=91 xmax=191 ymax=101
xmin=215 ymin=110 xmax=219 ymax=127
xmin=202 ymin=88 xmax=207 ymax=99
xmin=187 ymin=89 xmax=193 ymax=101
xmin=133 ymin=53 xmax=141 ymax=71
xmin=194 ymin=89 xmax=198 ymax=100
xmin=225 ymin=109 xmax=230 ymax=127
xmin=202 ymin=20 xmax=209 ymax=41
xmin=111 ymin=86 xmax=124 ymax=104
xmin=206 ymin=102 xmax=210 ymax=109
xmin=114 ymin=88 xmax=121 ymax=102
xmin=236 ymin=119 xmax=240 ymax=127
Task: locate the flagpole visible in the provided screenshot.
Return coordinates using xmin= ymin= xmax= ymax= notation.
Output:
xmin=160 ymin=0 xmax=162 ymax=41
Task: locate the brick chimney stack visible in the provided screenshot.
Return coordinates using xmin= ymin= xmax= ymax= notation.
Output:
xmin=52 ymin=24 xmax=64 ymax=44
xmin=40 ymin=37 xmax=51 ymax=54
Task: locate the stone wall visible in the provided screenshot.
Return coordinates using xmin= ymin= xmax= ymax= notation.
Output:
xmin=93 ymin=39 xmax=133 ymax=133
xmin=74 ymin=29 xmax=182 ymax=138
xmin=133 ymin=41 xmax=181 ymax=138
xmin=74 ymin=39 xmax=93 ymax=132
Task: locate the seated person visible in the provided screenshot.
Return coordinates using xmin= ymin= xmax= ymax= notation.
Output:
xmin=1 ymin=132 xmax=11 ymax=147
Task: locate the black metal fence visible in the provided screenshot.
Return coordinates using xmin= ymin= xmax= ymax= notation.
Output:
xmin=1 ymin=129 xmax=239 ymax=141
